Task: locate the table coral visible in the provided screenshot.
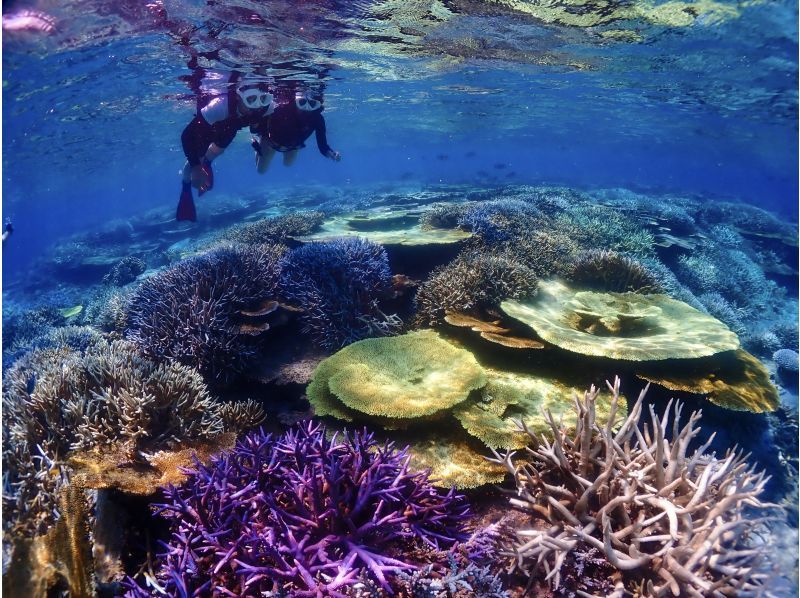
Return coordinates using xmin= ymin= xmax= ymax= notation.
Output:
xmin=308 ymin=330 xmax=486 ymax=420
xmin=502 ymin=279 xmax=740 ymax=361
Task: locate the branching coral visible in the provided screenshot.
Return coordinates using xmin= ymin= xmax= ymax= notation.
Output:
xmin=2 ymin=339 xmax=263 ymax=539
xmin=489 ymin=378 xmax=775 ymax=595
xmin=220 ymin=211 xmax=325 ymax=245
xmin=568 ymin=249 xmax=664 ymax=294
xmin=126 ymin=243 xmax=285 ymax=384
xmin=280 ymin=238 xmax=400 ymax=349
xmin=419 ymin=202 xmax=473 ymax=230
xmin=457 ymin=199 xmax=542 ymax=242
xmin=102 ymin=256 xmax=146 ymax=286
xmin=414 ymin=249 xmax=538 ymax=326
xmin=125 ymin=422 xmax=470 ymax=596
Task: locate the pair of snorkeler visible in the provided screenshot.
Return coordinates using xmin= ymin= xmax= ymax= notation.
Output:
xmin=176 ymin=74 xmax=341 ymax=222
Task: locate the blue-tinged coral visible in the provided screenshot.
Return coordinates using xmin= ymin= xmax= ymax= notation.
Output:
xmin=102 ymin=256 xmax=146 ymax=286
xmin=774 ymin=349 xmax=799 ymax=373
xmin=126 ymin=243 xmax=285 ymax=384
xmin=414 ymin=249 xmax=538 ymax=326
xmin=568 ymin=249 xmax=664 ymax=293
xmin=220 ymin=211 xmax=325 ymax=245
xmin=1 ymin=305 xmax=67 ymax=364
xmin=125 ymin=422 xmax=470 ymax=596
xmin=280 ymin=238 xmax=400 ymax=349
xmin=456 ymin=199 xmax=541 ymax=242
xmin=676 ymin=244 xmax=784 ymax=317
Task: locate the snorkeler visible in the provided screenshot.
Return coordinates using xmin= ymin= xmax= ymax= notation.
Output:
xmin=2 ymin=220 xmax=13 ymax=243
xmin=177 ymin=74 xmax=276 ymax=221
xmin=251 ymin=91 xmax=341 ymax=174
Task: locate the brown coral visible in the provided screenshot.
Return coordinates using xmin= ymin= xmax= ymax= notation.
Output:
xmin=489 ymin=378 xmax=775 ymax=595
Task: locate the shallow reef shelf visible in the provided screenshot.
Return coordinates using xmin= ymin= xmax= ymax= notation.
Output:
xmin=294 ymin=210 xmax=473 ymax=246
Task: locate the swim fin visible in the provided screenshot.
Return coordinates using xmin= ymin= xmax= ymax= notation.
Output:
xmin=176 ymin=183 xmax=197 ymax=222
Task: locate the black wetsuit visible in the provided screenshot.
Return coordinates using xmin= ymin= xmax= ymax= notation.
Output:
xmin=253 ymin=102 xmax=332 ymax=155
xmin=181 ymin=87 xmax=268 ymax=166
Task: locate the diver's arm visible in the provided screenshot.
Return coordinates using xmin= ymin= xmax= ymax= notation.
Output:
xmin=314 ymin=114 xmax=333 ymax=156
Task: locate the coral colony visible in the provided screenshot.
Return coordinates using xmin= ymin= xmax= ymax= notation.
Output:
xmin=126 ymin=422 xmax=469 ymax=596
xmin=489 ymin=378 xmax=775 ymax=595
xmin=2 ymin=186 xmax=796 ymax=596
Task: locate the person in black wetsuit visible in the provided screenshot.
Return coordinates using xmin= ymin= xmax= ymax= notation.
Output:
xmin=250 ymin=91 xmax=341 ymax=174
xmin=176 ymin=74 xmax=276 ymax=221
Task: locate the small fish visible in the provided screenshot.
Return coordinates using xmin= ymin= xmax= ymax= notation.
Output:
xmin=464 ymin=151 xmax=477 ymax=158
xmin=26 ymin=374 xmax=37 ymax=395
xmin=493 ymin=162 xmax=507 ymax=170
xmin=436 ymin=153 xmax=449 ymax=161
xmin=506 ymin=171 xmax=517 ymax=178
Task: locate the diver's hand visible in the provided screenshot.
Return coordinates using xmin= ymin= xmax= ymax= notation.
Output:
xmin=326 ymin=149 xmax=341 ymax=162
xmin=190 ymin=164 xmax=211 ymax=193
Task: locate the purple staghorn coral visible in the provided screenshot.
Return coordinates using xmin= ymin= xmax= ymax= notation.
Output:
xmin=126 ymin=421 xmax=470 ymax=596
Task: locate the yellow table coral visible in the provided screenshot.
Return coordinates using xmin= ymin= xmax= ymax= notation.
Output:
xmin=501 ymin=279 xmax=740 ymax=361
xmin=307 ymin=329 xmax=486 ymax=420
xmin=453 ymin=369 xmax=626 ymax=449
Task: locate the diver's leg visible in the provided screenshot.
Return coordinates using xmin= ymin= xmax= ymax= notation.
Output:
xmin=204 ymin=142 xmax=225 ymax=164
xmin=181 ymin=161 xmax=192 ymax=183
xmin=257 ymin=145 xmax=277 ymax=174
xmin=283 ymin=149 xmax=299 ymax=167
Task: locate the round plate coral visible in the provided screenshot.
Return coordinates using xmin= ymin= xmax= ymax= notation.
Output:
xmin=501 ymin=279 xmax=740 ymax=361
xmin=319 ymin=329 xmax=486 ymax=419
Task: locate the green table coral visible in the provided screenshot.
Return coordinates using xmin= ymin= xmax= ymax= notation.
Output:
xmin=501 ymin=279 xmax=739 ymax=361
xmin=307 ymin=329 xmax=486 ymax=420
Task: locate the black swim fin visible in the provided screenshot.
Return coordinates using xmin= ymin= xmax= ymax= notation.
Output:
xmin=176 ymin=183 xmax=197 ymax=222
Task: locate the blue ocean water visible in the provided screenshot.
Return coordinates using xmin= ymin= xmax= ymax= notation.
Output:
xmin=2 ymin=0 xmax=797 ymax=276
xmin=2 ymin=0 xmax=799 ymax=595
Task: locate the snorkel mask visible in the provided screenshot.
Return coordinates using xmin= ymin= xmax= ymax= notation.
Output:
xmin=237 ymin=84 xmax=274 ymax=110
xmin=295 ymin=91 xmax=322 ymax=112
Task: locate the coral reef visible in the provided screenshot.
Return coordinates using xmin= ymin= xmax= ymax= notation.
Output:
xmin=2 ymin=304 xmax=67 ymax=364
xmin=102 ymin=256 xmax=146 ymax=286
xmin=414 ymin=249 xmax=538 ymax=326
xmin=220 ymin=211 xmax=325 ymax=245
xmin=2 ymin=484 xmax=94 ymax=597
xmin=501 ymin=279 xmax=740 ymax=361
xmin=568 ymin=249 xmax=664 ymax=294
xmin=636 ymin=349 xmax=779 ymax=412
xmin=774 ymin=348 xmax=799 ymax=373
xmin=453 ymin=369 xmax=625 ymax=449
xmin=419 ymin=202 xmax=472 ymax=230
xmin=125 ymin=422 xmax=470 ymax=596
xmin=489 ymin=378 xmax=775 ymax=595
xmin=308 ymin=330 xmax=486 ymax=421
xmin=126 ymin=243 xmax=285 ymax=384
xmin=457 ymin=199 xmax=542 ymax=243
xmin=2 ymin=339 xmax=262 ymax=538
xmin=280 ymin=238 xmax=401 ymax=348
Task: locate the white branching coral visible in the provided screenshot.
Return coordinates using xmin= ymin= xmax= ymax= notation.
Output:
xmin=489 ymin=377 xmax=776 ymax=596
